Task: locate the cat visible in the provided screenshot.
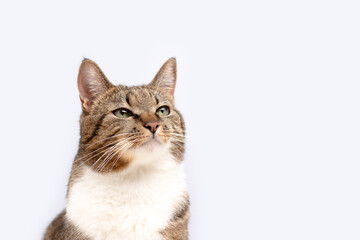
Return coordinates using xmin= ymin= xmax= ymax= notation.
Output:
xmin=43 ymin=58 xmax=189 ymax=240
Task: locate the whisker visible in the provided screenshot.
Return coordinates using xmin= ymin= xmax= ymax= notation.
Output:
xmin=162 ymin=135 xmax=186 ymax=143
xmin=77 ymin=146 xmax=116 ymax=169
xmin=93 ymin=136 xmax=136 ymax=167
xmin=93 ymin=145 xmax=117 ymax=171
xmin=94 ymin=136 xmax=138 ymax=172
xmin=92 ymin=144 xmax=119 ymax=170
xmin=85 ymin=132 xmax=135 ymax=149
xmin=78 ymin=134 xmax=137 ymax=162
xmin=159 ymin=132 xmax=185 ymax=137
xmin=112 ymin=140 xmax=136 ymax=169
xmin=82 ymin=136 xmax=137 ymax=168
xmin=107 ymin=141 xmax=135 ymax=172
xmin=162 ymin=131 xmax=186 ymax=138
xmin=78 ymin=138 xmax=122 ymax=161
xmin=100 ymin=140 xmax=136 ymax=172
xmin=166 ymin=134 xmax=185 ymax=138
xmin=96 ymin=141 xmax=128 ymax=172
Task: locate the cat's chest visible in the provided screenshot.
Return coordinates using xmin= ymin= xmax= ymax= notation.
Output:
xmin=66 ymin=165 xmax=186 ymax=240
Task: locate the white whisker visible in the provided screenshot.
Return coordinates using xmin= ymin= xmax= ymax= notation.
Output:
xmin=95 ymin=136 xmax=137 ymax=172
xmin=99 ymin=139 xmax=136 ymax=172
xmin=78 ymin=138 xmax=124 ymax=161
xmin=85 ymin=132 xmax=135 ymax=149
xmin=109 ymin=140 xmax=136 ymax=171
xmin=78 ymin=135 xmax=137 ymax=164
xmin=162 ymin=131 xmax=186 ymax=138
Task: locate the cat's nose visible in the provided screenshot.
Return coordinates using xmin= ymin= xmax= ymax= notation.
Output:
xmin=144 ymin=121 xmax=160 ymax=134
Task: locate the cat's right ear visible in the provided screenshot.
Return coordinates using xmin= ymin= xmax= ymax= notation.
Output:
xmin=77 ymin=59 xmax=113 ymax=112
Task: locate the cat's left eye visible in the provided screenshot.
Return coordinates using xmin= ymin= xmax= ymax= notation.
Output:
xmin=113 ymin=108 xmax=133 ymax=118
xmin=156 ymin=106 xmax=170 ymax=116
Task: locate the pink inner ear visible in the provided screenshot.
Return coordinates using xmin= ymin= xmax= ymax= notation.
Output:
xmin=157 ymin=73 xmax=176 ymax=97
xmin=77 ymin=59 xmax=112 ymax=111
xmin=79 ymin=91 xmax=92 ymax=110
xmin=78 ymin=67 xmax=95 ymax=108
xmin=151 ymin=58 xmax=177 ymax=97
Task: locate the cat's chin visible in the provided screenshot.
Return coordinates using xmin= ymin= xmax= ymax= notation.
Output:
xmin=124 ymin=137 xmax=171 ymax=169
xmin=138 ymin=135 xmax=163 ymax=150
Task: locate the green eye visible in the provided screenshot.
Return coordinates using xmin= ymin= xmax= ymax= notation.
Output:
xmin=113 ymin=108 xmax=133 ymax=118
xmin=156 ymin=106 xmax=170 ymax=116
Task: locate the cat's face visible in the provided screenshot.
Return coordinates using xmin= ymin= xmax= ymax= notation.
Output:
xmin=76 ymin=58 xmax=185 ymax=173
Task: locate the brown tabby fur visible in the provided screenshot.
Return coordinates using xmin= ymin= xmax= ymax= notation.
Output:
xmin=44 ymin=58 xmax=189 ymax=240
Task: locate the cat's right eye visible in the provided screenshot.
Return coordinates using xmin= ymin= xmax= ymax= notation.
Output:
xmin=113 ymin=108 xmax=133 ymax=118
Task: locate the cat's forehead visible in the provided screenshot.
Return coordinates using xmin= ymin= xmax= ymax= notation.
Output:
xmin=111 ymin=85 xmax=172 ymax=112
xmin=126 ymin=87 xmax=157 ymax=109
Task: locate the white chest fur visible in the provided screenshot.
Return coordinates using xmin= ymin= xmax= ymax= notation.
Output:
xmin=66 ymin=147 xmax=187 ymax=240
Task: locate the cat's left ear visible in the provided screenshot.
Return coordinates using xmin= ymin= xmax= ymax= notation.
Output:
xmin=77 ymin=59 xmax=113 ymax=112
xmin=149 ymin=58 xmax=177 ymax=98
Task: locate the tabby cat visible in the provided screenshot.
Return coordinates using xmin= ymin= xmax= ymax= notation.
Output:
xmin=44 ymin=58 xmax=189 ymax=240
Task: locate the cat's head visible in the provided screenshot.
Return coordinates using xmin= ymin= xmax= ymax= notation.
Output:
xmin=76 ymin=58 xmax=185 ymax=173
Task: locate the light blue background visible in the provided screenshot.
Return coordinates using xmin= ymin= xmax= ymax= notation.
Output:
xmin=0 ymin=1 xmax=359 ymax=239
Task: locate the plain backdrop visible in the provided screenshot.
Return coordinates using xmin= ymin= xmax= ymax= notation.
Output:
xmin=0 ymin=1 xmax=359 ymax=239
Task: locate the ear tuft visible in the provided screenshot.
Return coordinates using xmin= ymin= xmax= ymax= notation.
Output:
xmin=77 ymin=59 xmax=113 ymax=111
xmin=150 ymin=58 xmax=177 ymax=98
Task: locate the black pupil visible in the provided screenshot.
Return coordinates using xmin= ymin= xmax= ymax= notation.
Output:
xmin=121 ymin=110 xmax=127 ymax=115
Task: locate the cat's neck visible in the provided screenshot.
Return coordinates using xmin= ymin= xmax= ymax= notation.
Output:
xmin=65 ymin=145 xmax=187 ymax=240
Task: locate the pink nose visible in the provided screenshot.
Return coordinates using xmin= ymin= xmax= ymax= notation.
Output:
xmin=144 ymin=121 xmax=160 ymax=134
